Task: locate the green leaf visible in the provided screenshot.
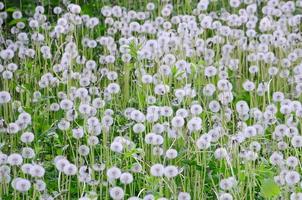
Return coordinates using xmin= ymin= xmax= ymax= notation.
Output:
xmin=9 ymin=18 xmax=26 ymax=26
xmin=129 ymin=41 xmax=142 ymax=59
xmin=123 ymin=148 xmax=141 ymax=158
xmin=234 ymin=91 xmax=250 ymax=102
xmin=6 ymin=7 xmax=16 ymax=12
xmin=198 ymin=59 xmax=205 ymax=66
xmin=175 ymin=71 xmax=185 ymax=78
xmin=255 ymin=162 xmax=274 ymax=179
xmin=181 ymin=159 xmax=203 ymax=171
xmin=171 ymin=65 xmax=178 ymax=76
xmin=260 ymin=178 xmax=280 ymax=198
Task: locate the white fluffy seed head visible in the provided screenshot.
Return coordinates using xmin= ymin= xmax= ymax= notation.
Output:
xmin=0 ymin=91 xmax=11 ymax=104
xmin=13 ymin=178 xmax=31 ymax=192
xmin=20 ymin=132 xmax=34 ymax=143
xmin=120 ymin=172 xmax=133 ymax=184
xmin=165 ymin=149 xmax=178 ymax=159
xmin=110 ymin=141 xmax=123 ymax=153
xmin=7 ymin=153 xmax=23 ymax=166
xmin=285 ymin=171 xmax=300 ymax=186
xmin=107 ymin=167 xmax=122 ymax=180
xmin=164 ymin=165 xmax=179 ymax=178
xmin=109 ymin=186 xmax=124 ymax=200
xmin=150 ymin=164 xmax=164 ymax=177
xmin=219 ymin=193 xmax=233 ymax=200
xmin=63 ymin=164 xmax=77 ymax=176
xmin=178 ymin=192 xmax=191 ymax=200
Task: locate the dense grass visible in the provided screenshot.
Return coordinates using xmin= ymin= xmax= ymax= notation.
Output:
xmin=0 ymin=0 xmax=302 ymax=200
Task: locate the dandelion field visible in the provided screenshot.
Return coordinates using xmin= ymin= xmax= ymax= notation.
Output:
xmin=0 ymin=0 xmax=302 ymax=199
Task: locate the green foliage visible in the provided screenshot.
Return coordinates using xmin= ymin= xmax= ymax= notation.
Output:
xmin=260 ymin=178 xmax=281 ymax=198
xmin=181 ymin=159 xmax=203 ymax=171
